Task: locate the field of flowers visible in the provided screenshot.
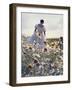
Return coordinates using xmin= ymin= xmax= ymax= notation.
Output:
xmin=21 ymin=35 xmax=63 ymax=77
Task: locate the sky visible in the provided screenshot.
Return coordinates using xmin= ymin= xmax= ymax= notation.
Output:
xmin=21 ymin=12 xmax=63 ymax=38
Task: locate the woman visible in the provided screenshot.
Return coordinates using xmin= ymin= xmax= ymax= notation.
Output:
xmin=28 ymin=19 xmax=46 ymax=49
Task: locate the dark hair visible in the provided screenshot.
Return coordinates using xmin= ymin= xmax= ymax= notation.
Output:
xmin=40 ymin=19 xmax=44 ymax=24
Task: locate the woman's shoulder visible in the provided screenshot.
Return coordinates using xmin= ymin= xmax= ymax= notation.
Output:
xmin=35 ymin=24 xmax=38 ymax=28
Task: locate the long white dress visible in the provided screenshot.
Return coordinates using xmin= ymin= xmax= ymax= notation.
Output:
xmin=28 ymin=24 xmax=46 ymax=49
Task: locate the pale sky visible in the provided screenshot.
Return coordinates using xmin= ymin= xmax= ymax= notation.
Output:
xmin=21 ymin=12 xmax=63 ymax=38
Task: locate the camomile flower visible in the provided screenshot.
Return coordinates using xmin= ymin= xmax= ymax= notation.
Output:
xmin=29 ymin=46 xmax=32 ymax=50
xmin=33 ymin=59 xmax=38 ymax=64
xmin=28 ymin=64 xmax=32 ymax=69
xmin=44 ymin=48 xmax=47 ymax=52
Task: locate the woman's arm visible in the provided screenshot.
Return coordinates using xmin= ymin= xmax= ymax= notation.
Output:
xmin=34 ymin=24 xmax=37 ymax=32
xmin=35 ymin=28 xmax=37 ymax=32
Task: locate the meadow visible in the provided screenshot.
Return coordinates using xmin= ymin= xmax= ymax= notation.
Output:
xmin=21 ymin=35 xmax=63 ymax=77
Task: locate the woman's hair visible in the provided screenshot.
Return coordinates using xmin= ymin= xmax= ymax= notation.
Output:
xmin=40 ymin=19 xmax=44 ymax=24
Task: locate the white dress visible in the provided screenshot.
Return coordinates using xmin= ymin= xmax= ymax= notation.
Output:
xmin=28 ymin=24 xmax=46 ymax=49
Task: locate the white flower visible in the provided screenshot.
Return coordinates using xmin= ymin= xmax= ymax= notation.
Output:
xmin=41 ymin=62 xmax=45 ymax=65
xmin=51 ymin=63 xmax=54 ymax=67
xmin=45 ymin=58 xmax=51 ymax=61
xmin=33 ymin=53 xmax=40 ymax=58
xmin=32 ymin=48 xmax=35 ymax=52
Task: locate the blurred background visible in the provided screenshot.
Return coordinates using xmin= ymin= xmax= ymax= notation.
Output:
xmin=22 ymin=13 xmax=63 ymax=38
